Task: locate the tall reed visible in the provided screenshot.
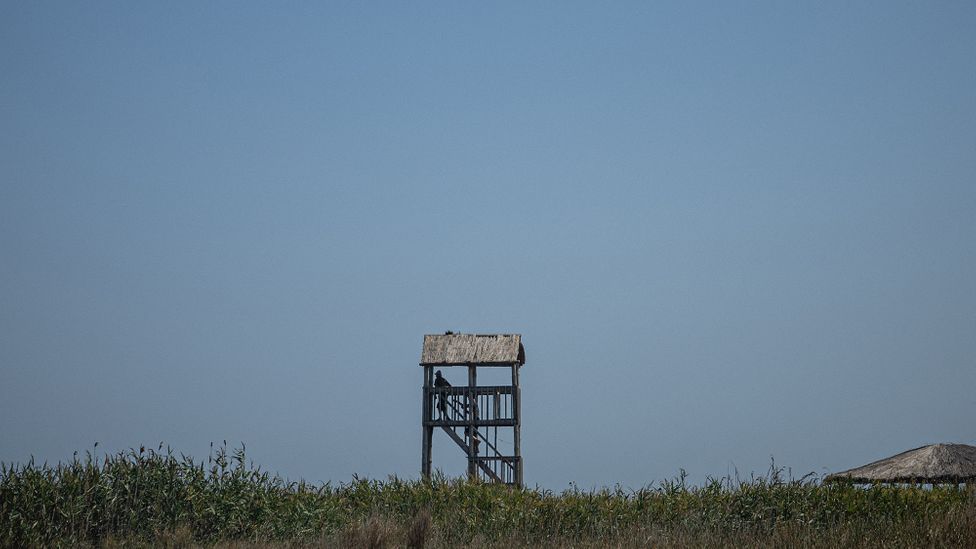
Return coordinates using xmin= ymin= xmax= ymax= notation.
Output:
xmin=2 ymin=444 xmax=973 ymax=547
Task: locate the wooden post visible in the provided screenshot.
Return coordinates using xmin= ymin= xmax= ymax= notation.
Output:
xmin=421 ymin=365 xmax=433 ymax=479
xmin=512 ymin=363 xmax=522 ymax=487
xmin=467 ymin=364 xmax=477 ymax=481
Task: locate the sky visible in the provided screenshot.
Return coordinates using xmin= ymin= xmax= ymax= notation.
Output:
xmin=1 ymin=2 xmax=974 ymax=490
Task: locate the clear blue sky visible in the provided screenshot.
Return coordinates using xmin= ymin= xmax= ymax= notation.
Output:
xmin=2 ymin=2 xmax=974 ymax=489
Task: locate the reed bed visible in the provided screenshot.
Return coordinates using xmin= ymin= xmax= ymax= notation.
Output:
xmin=2 ymin=444 xmax=974 ymax=547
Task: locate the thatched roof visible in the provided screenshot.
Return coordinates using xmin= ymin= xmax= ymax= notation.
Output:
xmin=825 ymin=443 xmax=976 ymax=484
xmin=420 ymin=333 xmax=524 ymax=366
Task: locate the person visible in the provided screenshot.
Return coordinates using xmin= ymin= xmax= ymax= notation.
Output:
xmin=434 ymin=370 xmax=451 ymax=418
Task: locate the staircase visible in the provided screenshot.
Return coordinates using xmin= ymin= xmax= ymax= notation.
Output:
xmin=426 ymin=385 xmax=520 ymax=485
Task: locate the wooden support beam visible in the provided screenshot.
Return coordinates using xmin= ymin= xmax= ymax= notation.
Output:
xmin=467 ymin=365 xmax=477 ymax=481
xmin=425 ymin=418 xmax=516 ymax=428
xmin=439 ymin=424 xmax=469 ymax=454
xmin=421 ymin=366 xmax=433 ymax=479
xmin=426 ymin=385 xmax=513 ymax=397
xmin=513 ymin=364 xmax=522 ymax=488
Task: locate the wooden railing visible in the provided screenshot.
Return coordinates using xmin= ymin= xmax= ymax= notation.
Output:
xmin=424 ymin=385 xmax=516 ymax=427
xmin=472 ymin=456 xmax=520 ymax=485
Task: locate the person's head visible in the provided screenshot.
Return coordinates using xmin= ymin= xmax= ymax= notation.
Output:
xmin=435 ymin=370 xmax=442 ymax=378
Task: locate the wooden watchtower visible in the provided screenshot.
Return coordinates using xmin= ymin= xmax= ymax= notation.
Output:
xmin=420 ymin=333 xmax=524 ymax=487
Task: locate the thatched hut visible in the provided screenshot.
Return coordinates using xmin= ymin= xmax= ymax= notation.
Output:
xmin=825 ymin=443 xmax=976 ymax=484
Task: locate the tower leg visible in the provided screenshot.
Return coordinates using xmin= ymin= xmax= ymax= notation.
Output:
xmin=466 ymin=364 xmax=478 ymax=481
xmin=422 ymin=366 xmax=433 ymax=479
xmin=422 ymin=426 xmax=432 ymax=478
xmin=513 ymin=364 xmax=522 ymax=487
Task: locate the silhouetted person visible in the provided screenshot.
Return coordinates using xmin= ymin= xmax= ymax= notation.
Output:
xmin=434 ymin=370 xmax=451 ymax=418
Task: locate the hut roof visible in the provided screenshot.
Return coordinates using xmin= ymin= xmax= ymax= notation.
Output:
xmin=420 ymin=333 xmax=524 ymax=366
xmin=825 ymin=443 xmax=976 ymax=484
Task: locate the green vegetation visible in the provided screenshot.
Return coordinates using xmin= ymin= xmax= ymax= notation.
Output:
xmin=2 ymin=444 xmax=974 ymax=547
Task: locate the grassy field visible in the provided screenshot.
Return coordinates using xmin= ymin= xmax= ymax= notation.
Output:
xmin=2 ymin=444 xmax=974 ymax=547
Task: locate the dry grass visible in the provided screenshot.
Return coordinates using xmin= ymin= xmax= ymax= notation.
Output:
xmin=3 ymin=445 xmax=975 ymax=548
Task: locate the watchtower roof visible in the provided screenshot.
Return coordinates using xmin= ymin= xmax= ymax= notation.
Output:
xmin=420 ymin=333 xmax=525 ymax=366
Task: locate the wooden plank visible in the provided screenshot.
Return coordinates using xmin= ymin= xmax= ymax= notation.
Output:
xmin=428 ymin=385 xmax=513 ymax=396
xmin=425 ymin=419 xmax=516 ymax=428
